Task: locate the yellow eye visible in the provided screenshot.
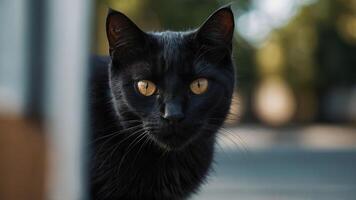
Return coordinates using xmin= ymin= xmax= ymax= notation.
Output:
xmin=137 ymin=80 xmax=156 ymax=96
xmin=190 ymin=78 xmax=208 ymax=95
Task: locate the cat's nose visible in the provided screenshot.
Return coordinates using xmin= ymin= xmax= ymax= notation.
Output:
xmin=162 ymin=101 xmax=184 ymax=122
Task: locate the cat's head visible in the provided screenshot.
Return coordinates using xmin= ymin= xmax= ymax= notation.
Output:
xmin=106 ymin=6 xmax=235 ymax=150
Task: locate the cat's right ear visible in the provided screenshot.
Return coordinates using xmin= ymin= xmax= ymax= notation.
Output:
xmin=106 ymin=9 xmax=145 ymax=56
xmin=196 ymin=6 xmax=235 ymax=47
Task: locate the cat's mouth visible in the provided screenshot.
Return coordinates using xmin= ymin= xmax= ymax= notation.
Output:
xmin=147 ymin=123 xmax=200 ymax=151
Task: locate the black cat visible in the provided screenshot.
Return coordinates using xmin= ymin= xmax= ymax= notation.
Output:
xmin=90 ymin=6 xmax=235 ymax=200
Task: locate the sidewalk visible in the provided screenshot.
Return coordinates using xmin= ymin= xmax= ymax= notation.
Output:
xmin=217 ymin=124 xmax=356 ymax=151
xmin=193 ymin=124 xmax=356 ymax=200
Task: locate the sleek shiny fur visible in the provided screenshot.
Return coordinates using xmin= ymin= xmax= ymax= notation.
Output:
xmin=90 ymin=6 xmax=235 ymax=199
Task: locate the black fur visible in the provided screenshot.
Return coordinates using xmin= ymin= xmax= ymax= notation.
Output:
xmin=90 ymin=6 xmax=235 ymax=200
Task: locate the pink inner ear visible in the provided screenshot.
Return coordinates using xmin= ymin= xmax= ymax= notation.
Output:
xmin=108 ymin=20 xmax=120 ymax=43
xmin=219 ymin=12 xmax=234 ymax=36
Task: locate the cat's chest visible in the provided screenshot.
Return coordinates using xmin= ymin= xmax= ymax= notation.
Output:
xmin=92 ymin=129 xmax=215 ymax=199
xmin=113 ymin=143 xmax=214 ymax=198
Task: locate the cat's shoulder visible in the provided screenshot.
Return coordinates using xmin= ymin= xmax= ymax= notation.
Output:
xmin=90 ymin=55 xmax=110 ymax=82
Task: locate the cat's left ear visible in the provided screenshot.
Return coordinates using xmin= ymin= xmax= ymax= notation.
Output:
xmin=196 ymin=6 xmax=235 ymax=46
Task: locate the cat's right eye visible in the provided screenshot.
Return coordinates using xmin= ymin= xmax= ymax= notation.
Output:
xmin=136 ymin=80 xmax=156 ymax=96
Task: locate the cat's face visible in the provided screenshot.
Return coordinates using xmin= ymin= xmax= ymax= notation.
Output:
xmin=106 ymin=7 xmax=235 ymax=150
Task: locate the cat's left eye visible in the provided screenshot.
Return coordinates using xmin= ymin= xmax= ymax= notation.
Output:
xmin=136 ymin=80 xmax=156 ymax=96
xmin=190 ymin=78 xmax=208 ymax=95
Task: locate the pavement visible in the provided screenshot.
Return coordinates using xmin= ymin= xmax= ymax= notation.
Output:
xmin=192 ymin=124 xmax=356 ymax=200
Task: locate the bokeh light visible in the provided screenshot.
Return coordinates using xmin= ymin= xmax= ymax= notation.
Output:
xmin=254 ymin=77 xmax=296 ymax=126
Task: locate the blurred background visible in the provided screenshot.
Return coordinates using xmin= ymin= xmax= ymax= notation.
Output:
xmin=1 ymin=0 xmax=356 ymax=199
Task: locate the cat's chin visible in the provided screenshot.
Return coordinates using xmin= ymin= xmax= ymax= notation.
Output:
xmin=149 ymin=130 xmax=199 ymax=151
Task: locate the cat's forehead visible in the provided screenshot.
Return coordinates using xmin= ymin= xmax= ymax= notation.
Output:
xmin=149 ymin=31 xmax=194 ymax=73
xmin=151 ymin=31 xmax=191 ymax=47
